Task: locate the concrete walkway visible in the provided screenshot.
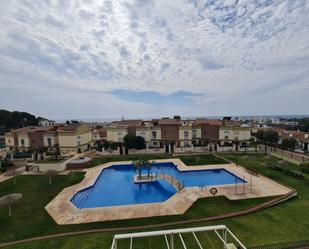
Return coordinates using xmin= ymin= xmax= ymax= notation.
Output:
xmin=0 ymin=174 xmax=12 ymax=183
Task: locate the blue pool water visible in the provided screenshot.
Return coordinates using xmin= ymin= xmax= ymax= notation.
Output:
xmin=71 ymin=162 xmax=245 ymax=208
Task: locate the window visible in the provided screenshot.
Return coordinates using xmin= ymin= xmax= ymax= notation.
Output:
xmin=184 ymin=131 xmax=189 ymax=139
xmin=47 ymin=138 xmax=52 ymax=146
xmin=224 ymin=131 xmax=230 ymax=140
xmin=117 ymin=132 xmax=123 ymax=142
xmin=192 ymin=130 xmax=197 ymax=139
xmin=152 ymin=131 xmax=157 ymax=139
xmin=234 ymin=131 xmax=239 ymax=140
xmin=21 ymin=139 xmax=25 ymax=146
xmin=76 ymin=136 xmax=81 ymax=146
xmin=8 ymin=139 xmax=11 ymax=143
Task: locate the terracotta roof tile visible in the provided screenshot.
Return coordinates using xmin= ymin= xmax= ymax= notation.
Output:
xmin=155 ymin=119 xmax=182 ymax=125
xmin=116 ymin=119 xmax=143 ymax=126
xmin=196 ymin=119 xmax=223 ymax=126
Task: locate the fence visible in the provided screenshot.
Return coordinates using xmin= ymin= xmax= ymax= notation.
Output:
xmin=101 ymin=147 xmax=120 ymax=156
xmin=248 ymin=240 xmax=309 ymax=249
xmin=260 ymin=144 xmax=309 ymax=164
xmin=128 ymin=148 xmax=165 ymax=155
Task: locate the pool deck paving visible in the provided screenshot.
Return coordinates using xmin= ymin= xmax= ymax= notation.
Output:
xmin=45 ymin=159 xmax=292 ymax=224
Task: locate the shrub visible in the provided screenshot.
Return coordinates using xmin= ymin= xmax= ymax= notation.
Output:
xmin=123 ymin=134 xmax=146 ymax=150
xmin=0 ymin=167 xmax=7 ymax=172
xmin=103 ymin=141 xmax=118 ymax=150
xmin=280 ymin=138 xmax=297 ymax=150
xmin=268 ymin=164 xmax=283 ymax=171
xmin=299 ymin=163 xmax=309 ymax=174
xmin=1 ymin=160 xmax=13 ymax=167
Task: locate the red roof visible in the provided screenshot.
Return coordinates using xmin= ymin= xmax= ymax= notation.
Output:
xmin=196 ymin=119 xmax=223 ymax=126
xmin=155 ymin=119 xmax=182 ymax=125
xmin=116 ymin=120 xmax=143 ymax=126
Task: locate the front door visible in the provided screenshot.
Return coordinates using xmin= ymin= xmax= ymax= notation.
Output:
xmin=165 ymin=144 xmax=169 ymax=153
xmin=171 ymin=143 xmax=174 ymax=153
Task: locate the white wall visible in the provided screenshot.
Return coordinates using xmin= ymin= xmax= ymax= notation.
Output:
xmin=219 ymin=128 xmax=251 ymax=141
xmin=136 ymin=128 xmax=151 ymax=142
xmin=43 ymin=134 xmax=58 ymax=147
xmin=192 ymin=127 xmax=201 ymax=139
xmin=5 ymin=134 xmax=15 ymax=147
xmin=107 ymin=128 xmax=128 ymax=142
xmin=179 ymin=127 xmax=192 ymax=140
xmin=18 ymin=134 xmax=30 ymax=148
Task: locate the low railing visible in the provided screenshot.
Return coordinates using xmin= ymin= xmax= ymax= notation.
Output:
xmin=248 ymin=240 xmax=309 ymax=249
xmin=157 ymin=174 xmax=184 ymax=191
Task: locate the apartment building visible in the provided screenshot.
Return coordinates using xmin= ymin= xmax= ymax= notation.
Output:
xmin=154 ymin=119 xmax=181 ymax=152
xmin=105 ymin=117 xmax=253 ymax=152
xmin=107 ymin=119 xmax=144 ymax=143
xmin=195 ymin=119 xmax=222 ymax=145
xmin=43 ymin=130 xmax=59 ymax=153
xmin=5 ymin=123 xmax=94 ymax=155
xmin=5 ymin=126 xmax=59 ymax=152
xmin=57 ymin=124 xmax=94 ymax=154
xmin=219 ymin=126 xmax=252 ymax=150
xmin=38 ymin=118 xmax=56 ymax=126
xmin=92 ymin=127 xmax=107 ymax=146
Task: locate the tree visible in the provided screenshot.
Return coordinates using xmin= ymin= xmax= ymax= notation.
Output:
xmin=103 ymin=141 xmax=118 ymax=150
xmin=281 ymin=138 xmax=297 ymax=150
xmin=145 ymin=160 xmax=155 ymax=178
xmin=54 ymin=144 xmax=60 ymax=160
xmin=123 ymin=135 xmax=146 ymax=150
xmin=0 ymin=109 xmax=38 ymax=130
xmin=255 ymin=130 xmax=279 ymax=145
xmin=264 ymin=130 xmax=279 ymax=144
xmin=132 ymin=160 xmax=145 ymax=179
xmin=256 ymin=130 xmax=264 ymax=141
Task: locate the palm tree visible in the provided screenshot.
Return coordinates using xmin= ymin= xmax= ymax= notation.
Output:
xmin=146 ymin=160 xmax=155 ymax=178
xmin=132 ymin=160 xmax=145 ymax=180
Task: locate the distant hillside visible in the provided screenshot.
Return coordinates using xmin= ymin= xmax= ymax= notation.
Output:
xmin=0 ymin=109 xmax=41 ymax=133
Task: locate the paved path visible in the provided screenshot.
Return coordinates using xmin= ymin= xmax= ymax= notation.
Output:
xmin=0 ymin=174 xmax=11 ymax=183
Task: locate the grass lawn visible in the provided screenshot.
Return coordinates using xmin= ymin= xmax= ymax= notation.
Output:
xmin=178 ymin=154 xmax=228 ymax=165
xmin=270 ymin=152 xmax=301 ymax=165
xmin=0 ymin=153 xmax=308 ymax=248
xmin=90 ymin=153 xmax=228 ymax=167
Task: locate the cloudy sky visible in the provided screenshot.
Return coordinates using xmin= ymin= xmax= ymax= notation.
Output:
xmin=0 ymin=0 xmax=309 ymax=120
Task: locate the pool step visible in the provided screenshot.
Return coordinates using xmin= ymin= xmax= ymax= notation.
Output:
xmin=72 ymin=188 xmax=92 ymax=208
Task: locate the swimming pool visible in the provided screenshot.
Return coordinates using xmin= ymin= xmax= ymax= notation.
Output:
xmin=71 ymin=162 xmax=245 ymax=209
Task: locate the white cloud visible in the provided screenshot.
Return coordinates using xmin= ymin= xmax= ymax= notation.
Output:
xmin=0 ymin=0 xmax=308 ymax=117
